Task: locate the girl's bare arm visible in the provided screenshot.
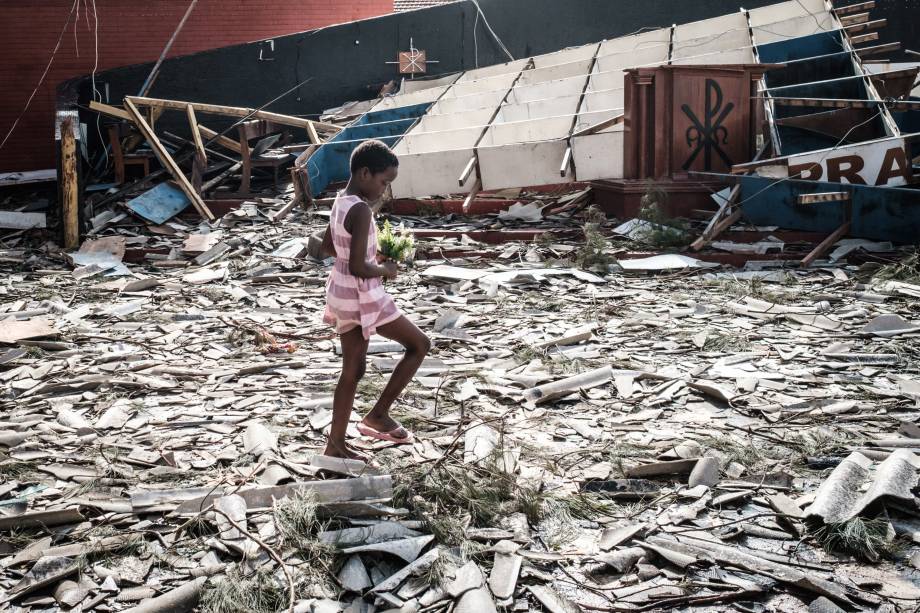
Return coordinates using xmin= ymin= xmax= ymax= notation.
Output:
xmin=321 ymin=224 xmax=336 ymax=258
xmin=345 ymin=204 xmax=395 ymax=279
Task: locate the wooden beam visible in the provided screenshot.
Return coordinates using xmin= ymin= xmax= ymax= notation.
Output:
xmin=305 ymin=120 xmax=320 ymax=146
xmin=797 ymin=192 xmax=851 ymax=204
xmin=123 ymin=98 xmax=214 ymax=221
xmin=844 ymin=18 xmax=886 ymax=34
xmin=559 ymin=146 xmax=572 ymax=177
xmin=571 ymin=114 xmax=625 ymax=138
xmin=461 ymin=179 xmax=482 ymax=215
xmin=801 ymin=221 xmax=851 ymax=267
xmin=762 ymin=96 xmax=920 ymax=110
xmin=60 ymin=118 xmax=80 ymax=249
xmin=126 ymin=96 xmax=337 ymax=134
xmin=266 ymin=198 xmax=298 ymax=223
xmin=458 ymin=156 xmax=477 ymax=186
xmin=198 ymin=125 xmax=245 ymax=155
xmin=833 ymin=1 xmax=875 ymax=15
xmin=186 ymin=105 xmax=206 ymax=162
xmin=703 ymin=209 xmax=742 ymax=246
xmin=855 ymin=41 xmax=901 ymax=57
xmin=186 ymin=105 xmax=207 ymax=196
xmin=839 ymin=12 xmax=870 ymax=26
xmin=691 ymin=185 xmax=739 ymax=251
xmin=849 ymin=31 xmax=879 ymax=45
xmin=201 ymin=162 xmax=242 ymax=193
xmin=88 ymin=101 xmax=131 ymax=121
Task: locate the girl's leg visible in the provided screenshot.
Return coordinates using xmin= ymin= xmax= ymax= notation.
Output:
xmin=324 ymin=325 xmax=368 ymax=459
xmin=362 ymin=316 xmax=431 ymax=433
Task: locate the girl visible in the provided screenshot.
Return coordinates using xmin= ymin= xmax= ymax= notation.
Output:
xmin=320 ymin=139 xmax=431 ymax=460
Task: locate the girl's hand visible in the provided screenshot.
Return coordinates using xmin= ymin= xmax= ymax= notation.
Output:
xmin=381 ymin=260 xmax=398 ymax=280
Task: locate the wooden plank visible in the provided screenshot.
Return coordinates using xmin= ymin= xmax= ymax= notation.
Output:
xmin=691 ymin=185 xmax=739 ymax=251
xmin=764 ymin=96 xmax=920 ymax=110
xmin=267 ymin=198 xmax=298 ymax=223
xmin=856 ymin=42 xmax=901 ymax=57
xmin=703 ymin=209 xmax=743 ymax=245
xmin=60 ymin=117 xmax=80 ymax=249
xmin=797 ymin=192 xmax=851 ymax=204
xmin=458 ymin=155 xmax=477 ymax=186
xmin=305 ymin=120 xmax=320 ymax=146
xmin=849 ymin=31 xmax=880 ymax=45
xmin=559 ymin=146 xmax=572 ymax=177
xmin=186 ymin=105 xmax=207 ymax=195
xmin=801 ymin=221 xmax=851 ymax=267
xmin=198 ymin=125 xmax=245 ymax=155
xmin=126 ymin=96 xmax=332 ymax=134
xmin=202 ymin=162 xmax=242 ymax=193
xmin=839 ymin=12 xmax=870 ymax=26
xmin=833 ymin=1 xmax=875 ymax=15
xmin=88 ymin=100 xmax=131 ymax=121
xmin=461 ymin=178 xmax=482 ymax=215
xmin=571 ymin=113 xmax=625 ymax=138
xmin=123 ymin=98 xmax=214 ymax=221
xmin=844 ymin=18 xmax=886 ymax=34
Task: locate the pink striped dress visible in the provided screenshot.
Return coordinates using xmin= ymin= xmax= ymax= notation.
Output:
xmin=323 ymin=192 xmax=401 ymax=339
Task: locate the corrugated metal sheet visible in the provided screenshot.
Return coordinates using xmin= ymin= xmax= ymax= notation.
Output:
xmin=805 ymin=450 xmax=920 ymax=524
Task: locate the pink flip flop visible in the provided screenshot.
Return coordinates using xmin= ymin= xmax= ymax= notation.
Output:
xmin=357 ymin=421 xmax=415 ymax=445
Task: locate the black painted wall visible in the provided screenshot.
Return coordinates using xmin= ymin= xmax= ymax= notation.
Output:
xmin=66 ymin=0 xmax=913 ymax=141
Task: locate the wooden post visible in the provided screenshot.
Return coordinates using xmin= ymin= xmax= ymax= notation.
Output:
xmin=60 ymin=117 xmax=80 ymax=249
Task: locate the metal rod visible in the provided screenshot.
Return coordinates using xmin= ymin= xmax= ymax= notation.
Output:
xmin=138 ymin=0 xmax=199 ymax=96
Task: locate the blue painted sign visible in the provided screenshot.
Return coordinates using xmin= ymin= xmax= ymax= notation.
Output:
xmin=127 ymin=182 xmax=191 ymax=224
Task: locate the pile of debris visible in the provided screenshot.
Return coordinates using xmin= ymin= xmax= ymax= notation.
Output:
xmin=1 ymin=172 xmax=920 ymax=611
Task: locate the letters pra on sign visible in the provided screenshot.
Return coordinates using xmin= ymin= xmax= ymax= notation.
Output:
xmin=786 ymin=138 xmax=912 ymax=188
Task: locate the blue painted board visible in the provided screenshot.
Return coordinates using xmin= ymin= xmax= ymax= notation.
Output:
xmin=757 ymin=30 xmax=845 ymax=63
xmin=351 ymin=103 xmax=433 ymax=126
xmin=891 ymin=98 xmax=920 ymax=159
xmin=306 ymin=101 xmax=432 ymax=197
xmin=127 ymin=182 xmax=190 ymax=224
xmin=763 ymin=51 xmax=856 ymax=89
xmin=737 ymin=175 xmax=920 ymax=244
xmin=767 ymin=74 xmax=871 ymax=117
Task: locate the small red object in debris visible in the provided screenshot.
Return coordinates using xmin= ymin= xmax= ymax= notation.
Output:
xmin=261 ymin=342 xmax=298 ymax=354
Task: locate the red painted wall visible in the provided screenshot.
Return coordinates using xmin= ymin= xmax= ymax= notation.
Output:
xmin=0 ymin=0 xmax=394 ymax=173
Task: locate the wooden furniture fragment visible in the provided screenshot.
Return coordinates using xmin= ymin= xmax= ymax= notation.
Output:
xmin=108 ymin=124 xmax=155 ymax=185
xmin=123 ymin=98 xmax=214 ymax=220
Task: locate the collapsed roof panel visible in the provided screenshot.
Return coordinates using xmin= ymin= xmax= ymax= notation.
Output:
xmin=748 ymin=0 xmax=836 ymax=44
xmin=755 ymin=29 xmax=847 ymax=63
xmin=671 ymin=12 xmax=754 ymax=65
xmin=761 ymin=50 xmax=859 ymax=89
xmin=306 ymin=0 xmax=916 ymax=206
